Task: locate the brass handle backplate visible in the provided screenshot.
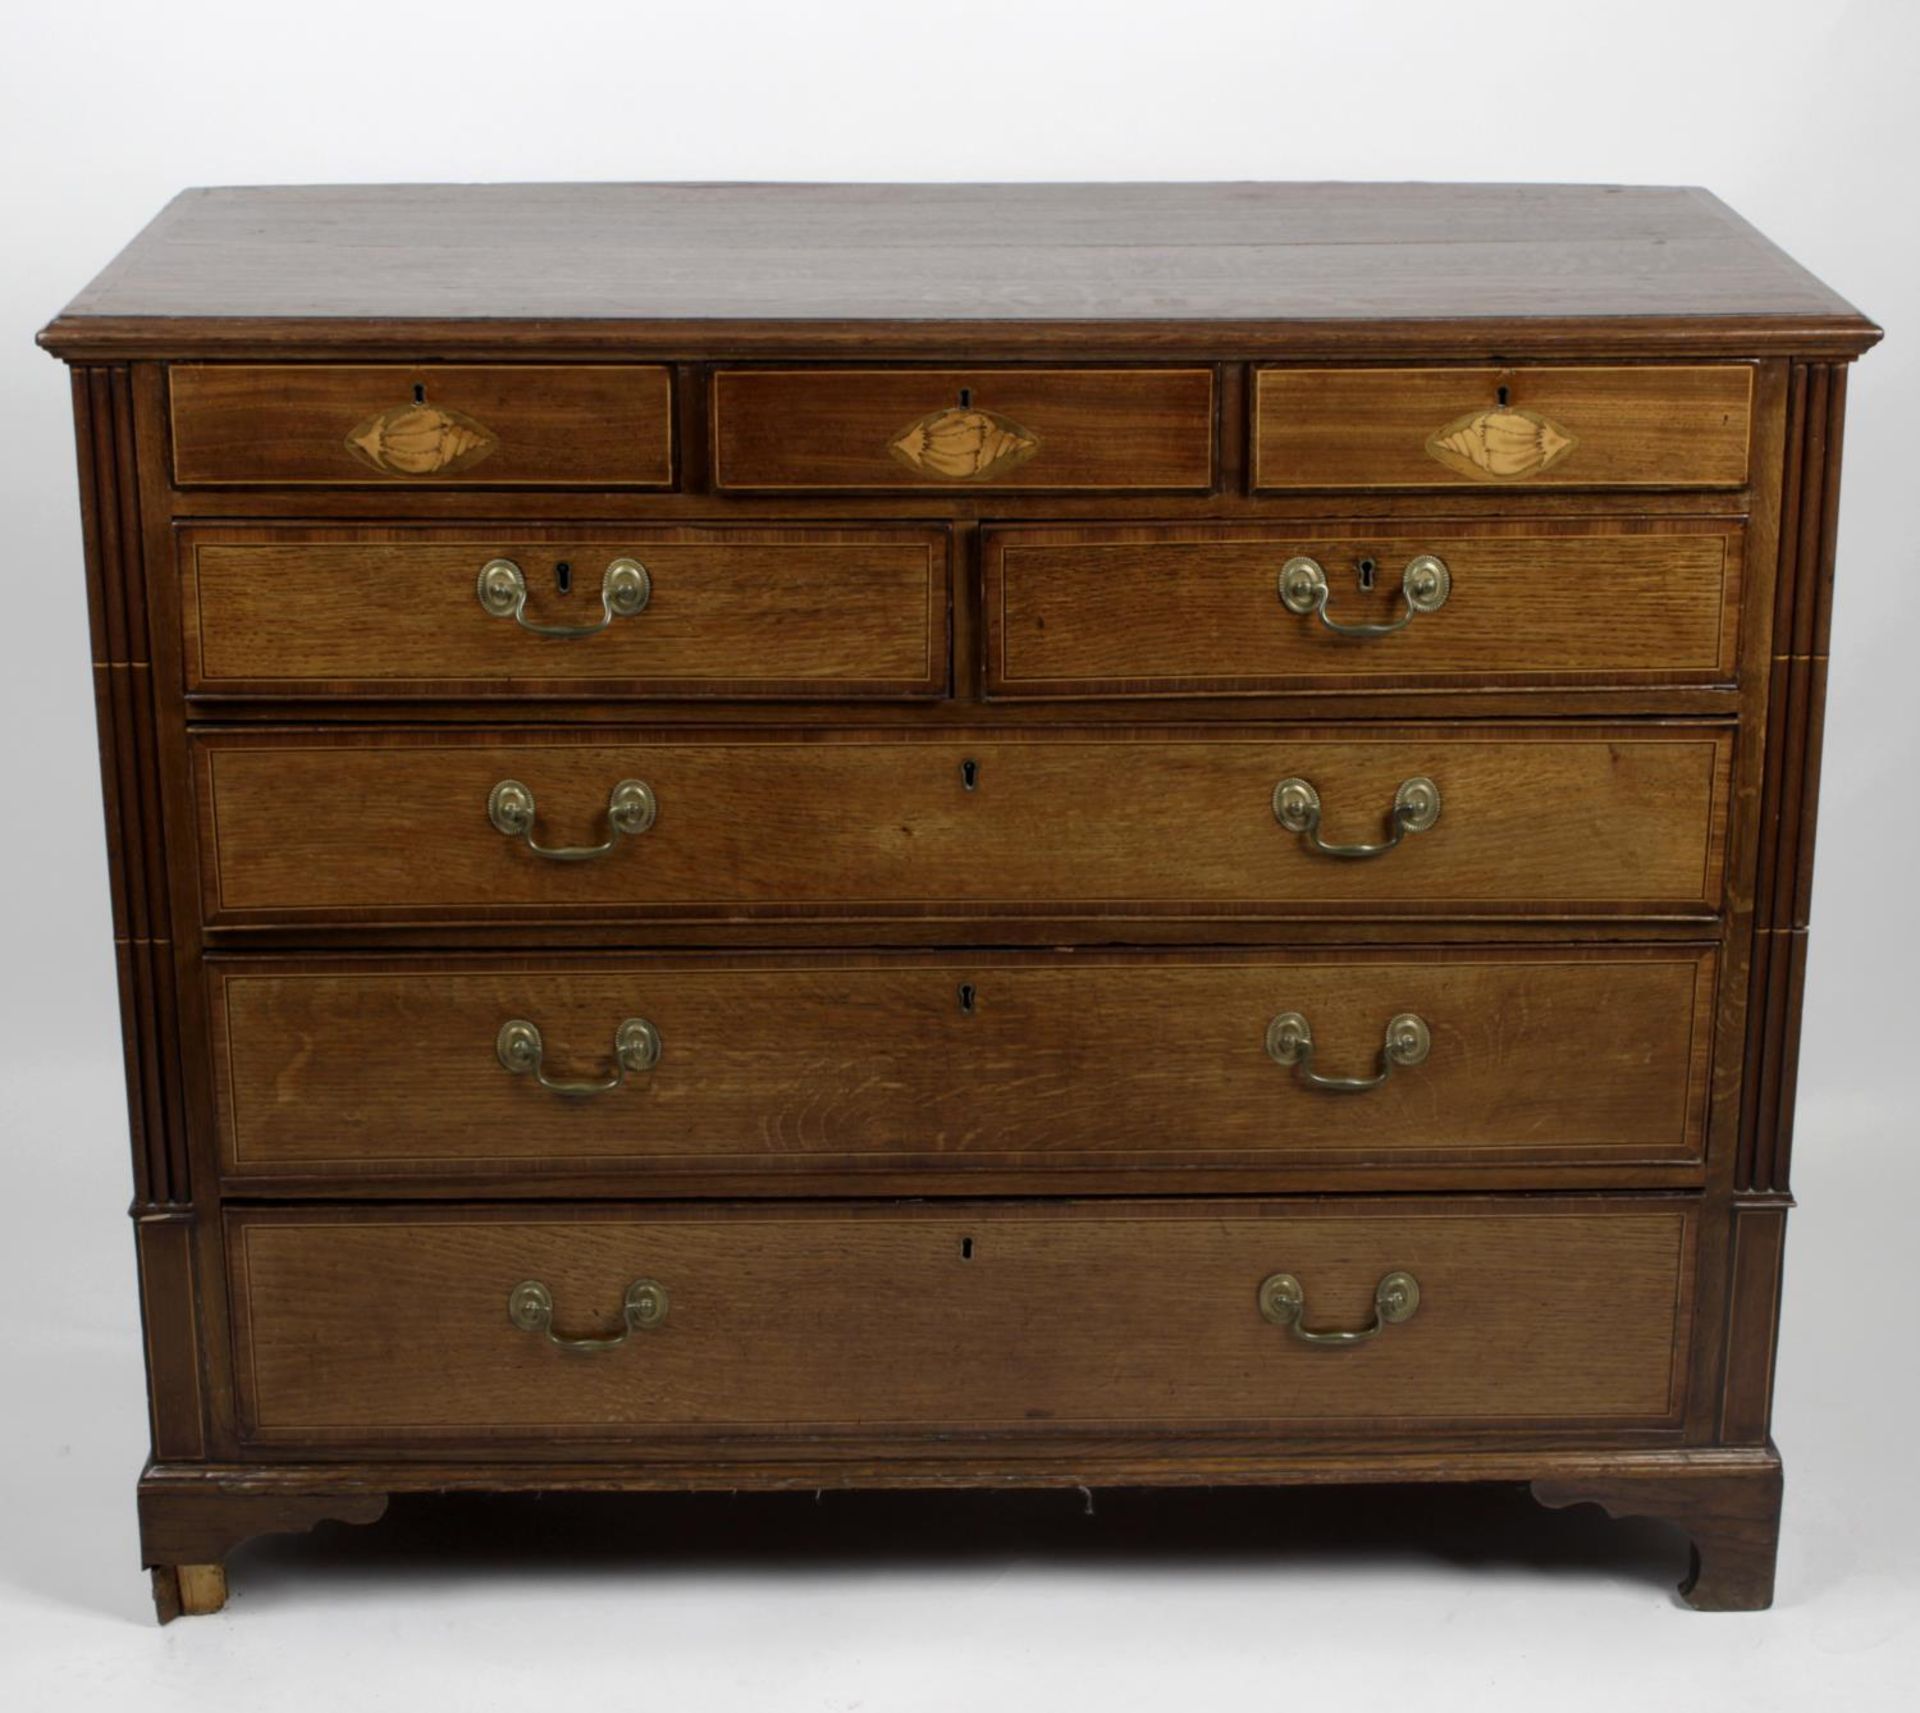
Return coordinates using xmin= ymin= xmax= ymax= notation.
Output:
xmin=496 ymin=1017 xmax=661 ymax=1095
xmin=477 ymin=557 xmax=651 ymax=637
xmin=1266 ymin=1011 xmax=1431 ymax=1092
xmin=1273 ymin=775 xmax=1440 ymax=859
xmin=508 ymin=1278 xmax=669 ymax=1351
xmin=1279 ymin=553 xmax=1450 ymax=636
xmin=1257 ymin=1270 xmax=1421 ymax=1346
xmin=488 ymin=777 xmax=656 ymax=861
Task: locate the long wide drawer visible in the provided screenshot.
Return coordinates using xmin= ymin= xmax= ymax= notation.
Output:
xmin=191 ymin=725 xmax=1732 ymax=928
xmin=170 ymin=364 xmax=675 ymax=487
xmin=227 ymin=1200 xmax=1696 ymax=1443
xmin=208 ymin=947 xmax=1716 ymax=1185
xmin=178 ymin=525 xmax=951 ymax=700
xmin=984 ymin=519 xmax=1745 ymax=697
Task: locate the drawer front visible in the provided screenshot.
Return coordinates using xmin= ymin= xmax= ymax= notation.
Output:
xmin=712 ymin=368 xmax=1215 ymax=491
xmin=169 ymin=364 xmax=674 ymax=486
xmin=227 ymin=1200 xmax=1695 ymax=1443
xmin=210 ymin=948 xmax=1715 ymax=1184
xmin=192 ymin=726 xmax=1732 ymax=928
xmin=1254 ymin=366 xmax=1753 ymax=490
xmin=179 ymin=526 xmax=950 ymax=700
xmin=985 ymin=520 xmax=1744 ymax=697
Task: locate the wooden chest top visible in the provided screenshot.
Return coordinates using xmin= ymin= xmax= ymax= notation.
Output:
xmin=38 ymin=182 xmax=1877 ymax=359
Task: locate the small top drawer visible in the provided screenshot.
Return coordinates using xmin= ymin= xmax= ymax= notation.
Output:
xmin=169 ymin=364 xmax=674 ymax=486
xmin=1254 ymin=366 xmax=1753 ymax=490
xmin=712 ymin=368 xmax=1215 ymax=491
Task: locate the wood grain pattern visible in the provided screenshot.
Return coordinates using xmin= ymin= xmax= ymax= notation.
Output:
xmin=138 ymin=1447 xmax=1780 ymax=1497
xmin=985 ymin=519 xmax=1744 ymax=697
xmin=135 ymin=1212 xmax=206 ymax=1460
xmin=206 ymin=946 xmax=1715 ymax=1182
xmin=1255 ymin=367 xmax=1754 ymax=490
xmin=1718 ymin=1202 xmax=1788 ymax=1445
xmin=713 ymin=369 xmax=1214 ymax=491
xmin=178 ymin=525 xmax=950 ymax=700
xmin=39 ymin=185 xmax=1879 ymax=359
xmin=1738 ymin=362 xmax=1848 ymax=1192
xmin=1533 ymin=1454 xmax=1783 ymax=1611
xmin=72 ymin=366 xmax=192 ymax=1207
xmin=169 ymin=364 xmax=673 ymax=487
xmin=140 ymin=1482 xmax=389 ymax=1624
xmin=191 ymin=725 xmax=1734 ymax=928
xmin=225 ymin=1200 xmax=1695 ymax=1442
xmin=37 ymin=183 xmax=1881 ymax=1619
xmin=173 ymin=1565 xmax=227 ymax=1617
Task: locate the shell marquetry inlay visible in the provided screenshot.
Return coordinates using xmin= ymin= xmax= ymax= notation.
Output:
xmin=888 ymin=405 xmax=1040 ymax=481
xmin=345 ymin=401 xmax=499 ymax=477
xmin=1426 ymin=405 xmax=1577 ymax=482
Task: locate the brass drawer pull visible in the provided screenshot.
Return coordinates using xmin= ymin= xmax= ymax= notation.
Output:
xmin=508 ymin=1278 xmax=669 ymax=1351
xmin=496 ymin=1017 xmax=661 ymax=1095
xmin=1266 ymin=1010 xmax=1430 ymax=1092
xmin=1257 ymin=1270 xmax=1421 ymax=1346
xmin=487 ymin=777 xmax=656 ymax=861
xmin=1279 ymin=553 xmax=1450 ymax=636
xmin=477 ymin=556 xmax=651 ymax=637
xmin=1272 ymin=775 xmax=1440 ymax=858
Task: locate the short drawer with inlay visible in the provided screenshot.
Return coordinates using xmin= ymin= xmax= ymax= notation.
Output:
xmin=984 ymin=519 xmax=1745 ymax=698
xmin=189 ymin=724 xmax=1734 ymax=929
xmin=169 ymin=363 xmax=675 ymax=487
xmin=206 ymin=946 xmax=1717 ymax=1186
xmin=225 ymin=1199 xmax=1697 ymax=1445
xmin=178 ymin=524 xmax=951 ymax=700
xmin=1253 ymin=365 xmax=1754 ymax=490
xmin=712 ymin=367 xmax=1216 ymax=491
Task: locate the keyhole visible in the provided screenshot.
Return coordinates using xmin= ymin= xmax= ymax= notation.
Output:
xmin=1496 ymin=384 xmax=1511 ymax=407
xmin=960 ymin=758 xmax=979 ymax=792
xmin=1356 ymin=556 xmax=1377 ymax=592
xmin=554 ymin=560 xmax=572 ymax=594
xmin=958 ymin=387 xmax=973 ymax=409
xmin=958 ymin=982 xmax=977 ymax=1015
xmin=412 ymin=382 xmax=427 ymax=404
xmin=960 ymin=1237 xmax=975 ymax=1260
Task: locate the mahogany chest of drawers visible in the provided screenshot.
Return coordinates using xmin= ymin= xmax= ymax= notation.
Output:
xmin=38 ymin=183 xmax=1878 ymax=1618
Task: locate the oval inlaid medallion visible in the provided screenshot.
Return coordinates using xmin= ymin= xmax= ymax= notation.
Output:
xmin=345 ymin=402 xmax=499 ymax=477
xmin=1426 ymin=405 xmax=1576 ymax=482
xmin=888 ymin=406 xmax=1040 ymax=481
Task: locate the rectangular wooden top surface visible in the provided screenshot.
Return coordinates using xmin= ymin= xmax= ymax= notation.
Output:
xmin=39 ymin=182 xmax=1878 ymax=359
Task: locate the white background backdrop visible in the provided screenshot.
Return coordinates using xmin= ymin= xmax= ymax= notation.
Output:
xmin=2 ymin=1 xmax=1915 ymax=1707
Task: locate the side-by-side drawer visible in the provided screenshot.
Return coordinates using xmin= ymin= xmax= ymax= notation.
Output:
xmin=169 ymin=364 xmax=674 ymax=486
xmin=712 ymin=368 xmax=1215 ymax=491
xmin=1254 ymin=366 xmax=1753 ymax=490
xmin=227 ymin=1200 xmax=1696 ymax=1443
xmin=985 ymin=519 xmax=1745 ymax=697
xmin=178 ymin=526 xmax=950 ymax=700
xmin=208 ymin=947 xmax=1716 ymax=1187
xmin=190 ymin=725 xmax=1733 ymax=929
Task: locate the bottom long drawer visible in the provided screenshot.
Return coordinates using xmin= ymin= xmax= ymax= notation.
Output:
xmin=227 ymin=1199 xmax=1696 ymax=1445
